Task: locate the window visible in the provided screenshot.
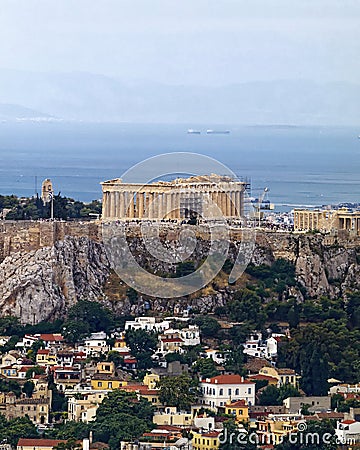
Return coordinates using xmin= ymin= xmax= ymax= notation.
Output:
xmin=248 ymin=388 xmax=252 ymax=394
xmin=235 ymin=388 xmax=239 ymax=395
xmin=228 ymin=388 xmax=232 ymax=396
xmin=219 ymin=388 xmax=223 ymax=396
xmin=98 ymin=382 xmax=102 ymax=387
xmin=108 ymin=382 xmax=112 ymax=389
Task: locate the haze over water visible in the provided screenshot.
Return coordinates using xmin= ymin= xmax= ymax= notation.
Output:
xmin=0 ymin=122 xmax=359 ymax=211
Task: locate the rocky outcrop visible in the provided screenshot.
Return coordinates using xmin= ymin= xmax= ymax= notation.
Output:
xmin=0 ymin=236 xmax=109 ymax=323
xmin=0 ymin=223 xmax=359 ymax=323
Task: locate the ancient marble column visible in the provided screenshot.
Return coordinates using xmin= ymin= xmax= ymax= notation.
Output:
xmin=138 ymin=192 xmax=144 ymax=219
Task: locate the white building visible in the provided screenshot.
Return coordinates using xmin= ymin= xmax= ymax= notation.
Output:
xmin=68 ymin=391 xmax=105 ymax=422
xmin=266 ymin=335 xmax=284 ymax=359
xmin=15 ymin=334 xmax=39 ymax=351
xmin=200 ymin=375 xmax=256 ymax=410
xmin=330 ymin=384 xmax=360 ymax=395
xmin=204 ymin=349 xmax=226 ymax=365
xmin=335 ymin=420 xmax=360 ymax=444
xmin=243 ymin=332 xmax=267 ymax=359
xmin=163 ymin=325 xmax=200 ymax=346
xmin=125 ymin=317 xmax=170 ymax=333
xmin=193 ymin=413 xmax=215 ymax=431
xmin=78 ymin=332 xmax=109 ymax=357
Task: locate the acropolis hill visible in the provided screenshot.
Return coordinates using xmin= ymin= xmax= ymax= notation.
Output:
xmin=0 ymin=220 xmax=359 ymax=324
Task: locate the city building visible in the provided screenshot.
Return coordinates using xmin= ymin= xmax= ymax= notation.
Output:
xmin=224 ymin=399 xmax=249 ymax=422
xmin=17 ymin=439 xmax=67 ymax=450
xmin=125 ymin=317 xmax=171 ymax=333
xmin=335 ymin=420 xmax=360 ymax=444
xmin=283 ymin=396 xmax=331 ymax=414
xmin=68 ymin=391 xmax=105 ymax=422
xmin=200 ymin=375 xmax=256 ymax=410
xmin=192 ymin=430 xmax=220 ymax=450
xmin=259 ymin=367 xmax=301 ymax=389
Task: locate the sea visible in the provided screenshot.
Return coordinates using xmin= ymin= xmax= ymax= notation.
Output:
xmin=0 ymin=121 xmax=359 ymax=212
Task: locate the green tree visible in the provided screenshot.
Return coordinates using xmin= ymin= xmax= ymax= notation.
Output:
xmin=194 ymin=316 xmax=220 ymax=338
xmin=125 ymin=329 xmax=158 ymax=370
xmin=62 ymin=320 xmax=90 ymax=345
xmin=0 ymin=416 xmax=38 ymax=446
xmin=193 ymin=357 xmax=219 ymax=378
xmin=66 ymin=300 xmax=114 ymax=334
xmin=22 ymin=380 xmax=35 ymax=398
xmin=224 ymin=346 xmax=246 ymax=375
xmin=26 ymin=365 xmax=45 ymax=379
xmin=158 ymin=374 xmax=198 ymax=410
xmin=54 ymin=438 xmax=82 ymax=450
xmin=93 ymin=390 xmax=154 ymax=450
xmin=259 ymin=384 xmax=300 ymax=406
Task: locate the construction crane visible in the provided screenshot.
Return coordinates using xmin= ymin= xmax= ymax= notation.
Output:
xmin=252 ymin=187 xmax=274 ymax=227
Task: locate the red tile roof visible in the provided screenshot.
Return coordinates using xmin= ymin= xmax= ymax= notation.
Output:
xmin=202 ymin=375 xmax=253 ymax=385
xmin=249 ymin=374 xmax=278 ymax=382
xmin=17 ymin=439 xmax=67 ymax=447
xmin=39 ymin=334 xmax=64 ymax=342
xmin=201 ymin=431 xmax=220 ymax=437
xmin=225 ymin=399 xmax=248 ymax=407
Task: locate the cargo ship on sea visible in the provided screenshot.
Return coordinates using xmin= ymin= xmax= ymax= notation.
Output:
xmin=187 ymin=129 xmax=201 ymax=134
xmin=206 ymin=129 xmax=230 ymax=134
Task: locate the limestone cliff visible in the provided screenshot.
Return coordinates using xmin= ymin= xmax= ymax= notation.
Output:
xmin=0 ymin=236 xmax=108 ymax=323
xmin=0 ymin=222 xmax=359 ymax=323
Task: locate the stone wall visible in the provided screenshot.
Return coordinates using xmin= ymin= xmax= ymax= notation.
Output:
xmin=0 ymin=221 xmax=101 ymax=261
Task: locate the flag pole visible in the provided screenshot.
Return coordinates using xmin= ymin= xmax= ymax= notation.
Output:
xmin=50 ymin=192 xmax=54 ymax=220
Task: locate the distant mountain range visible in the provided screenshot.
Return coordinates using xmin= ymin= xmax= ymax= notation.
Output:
xmin=0 ymin=69 xmax=359 ymax=125
xmin=0 ymin=103 xmax=53 ymax=120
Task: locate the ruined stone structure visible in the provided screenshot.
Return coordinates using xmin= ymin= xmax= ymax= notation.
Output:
xmin=41 ymin=178 xmax=53 ymax=204
xmin=101 ymin=174 xmax=247 ymax=221
xmin=294 ymin=208 xmax=360 ymax=235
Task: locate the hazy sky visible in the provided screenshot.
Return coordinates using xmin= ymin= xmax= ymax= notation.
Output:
xmin=1 ymin=0 xmax=359 ymax=85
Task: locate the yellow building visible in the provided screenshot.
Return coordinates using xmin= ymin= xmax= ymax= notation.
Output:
xmin=257 ymin=414 xmax=302 ymax=446
xmin=96 ymin=361 xmax=115 ymax=376
xmin=68 ymin=391 xmax=106 ymax=422
xmin=224 ymin=399 xmax=249 ymax=423
xmin=113 ymin=334 xmax=127 ymax=349
xmin=120 ymin=384 xmax=162 ymax=406
xmin=259 ymin=367 xmax=300 ymax=389
xmin=36 ymin=350 xmax=57 ymax=366
xmin=91 ymin=374 xmax=128 ymax=390
xmin=143 ymin=373 xmax=160 ymax=389
xmin=153 ymin=407 xmax=192 ymax=427
xmin=1 ymin=366 xmax=18 ymax=378
xmin=192 ymin=431 xmax=220 ymax=450
xmin=3 ymin=392 xmax=50 ymax=425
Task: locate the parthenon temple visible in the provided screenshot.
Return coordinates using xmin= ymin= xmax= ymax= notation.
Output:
xmin=101 ymin=174 xmax=247 ymax=221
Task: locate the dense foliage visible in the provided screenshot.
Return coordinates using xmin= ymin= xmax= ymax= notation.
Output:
xmin=46 ymin=390 xmax=154 ymax=450
xmin=0 ymin=193 xmax=101 ymax=220
xmin=158 ymin=374 xmax=199 ymax=410
xmin=0 ymin=415 xmax=38 ymax=446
